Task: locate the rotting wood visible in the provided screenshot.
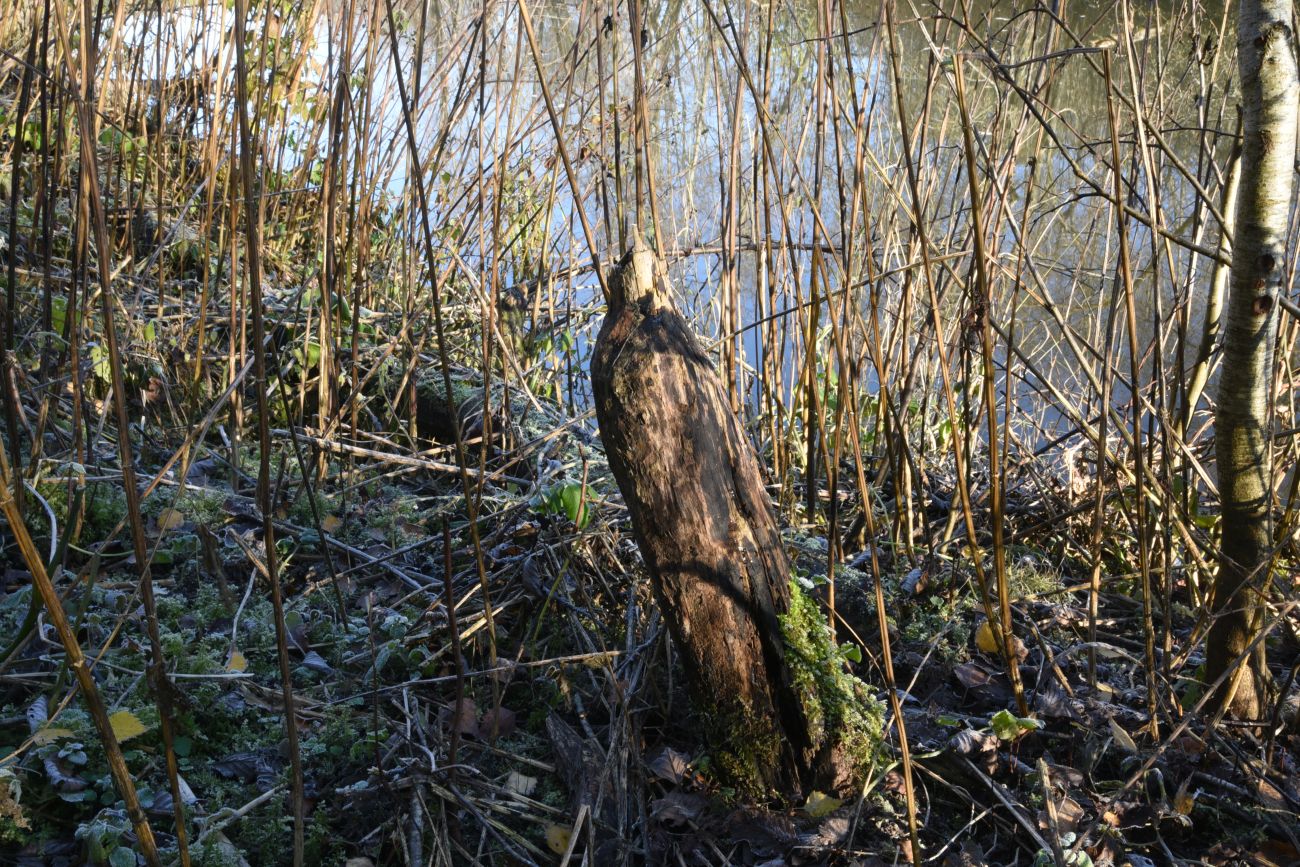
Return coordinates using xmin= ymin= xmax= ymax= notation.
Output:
xmin=592 ymin=231 xmax=875 ymax=799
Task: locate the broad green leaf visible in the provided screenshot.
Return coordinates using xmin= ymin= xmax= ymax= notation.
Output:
xmin=990 ymin=709 xmax=1040 ymax=741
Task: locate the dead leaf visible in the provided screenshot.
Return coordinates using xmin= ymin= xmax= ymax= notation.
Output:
xmin=801 ymin=790 xmax=843 ymax=818
xmin=109 ymin=710 xmax=150 ymax=742
xmin=213 ymin=752 xmax=276 ymax=782
xmin=544 ymin=823 xmax=571 ymax=855
xmin=447 ymin=699 xmax=478 ymax=737
xmin=505 ymin=771 xmax=537 ymax=797
xmin=646 ymin=747 xmax=690 ymax=784
xmin=30 ymin=727 xmax=75 ymax=745
xmin=476 ymin=706 xmax=516 ymax=740
xmin=1253 ymin=778 xmax=1287 ymax=811
xmin=0 ymin=769 xmax=29 ymax=831
xmin=175 ymin=774 xmax=198 ymax=805
xmin=226 ymin=649 xmax=248 ymax=672
xmin=948 ymin=728 xmax=998 ymax=756
xmin=954 ymin=661 xmax=993 ymax=690
xmin=42 ymin=757 xmax=86 ymax=791
xmin=300 ymin=650 xmax=333 ymax=674
xmin=1251 ymin=839 xmax=1300 ymax=867
xmin=1109 ymin=718 xmax=1138 ymax=755
xmin=807 ymin=815 xmax=851 ymax=846
xmin=901 ymin=566 xmax=929 ymax=595
xmin=1038 ymin=796 xmax=1084 ymax=834
xmin=1034 ymin=688 xmax=1077 ymax=719
xmin=651 ymin=791 xmax=707 ymax=827
xmin=321 ymin=515 xmax=343 ymax=533
xmin=157 ymin=508 xmax=186 ymax=531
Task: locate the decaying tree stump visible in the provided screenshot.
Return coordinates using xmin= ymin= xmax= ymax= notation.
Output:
xmin=592 ymin=233 xmax=879 ymax=800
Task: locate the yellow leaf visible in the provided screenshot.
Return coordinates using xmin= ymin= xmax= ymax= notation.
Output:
xmin=544 ymin=823 xmax=571 ymax=855
xmin=30 ymin=727 xmax=75 ymax=745
xmin=801 ymin=790 xmax=844 ymax=818
xmin=226 ymin=649 xmax=248 ymax=672
xmin=109 ymin=710 xmax=150 ymax=742
xmin=157 ymin=508 xmax=186 ymax=530
xmin=975 ymin=620 xmax=1000 ymax=655
xmin=321 ymin=514 xmax=342 ymax=533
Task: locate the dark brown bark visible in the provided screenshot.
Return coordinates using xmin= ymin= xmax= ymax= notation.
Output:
xmin=591 ymin=234 xmax=856 ymax=799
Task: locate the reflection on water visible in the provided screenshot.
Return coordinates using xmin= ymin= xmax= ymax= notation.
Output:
xmin=120 ymin=0 xmax=1239 ymax=452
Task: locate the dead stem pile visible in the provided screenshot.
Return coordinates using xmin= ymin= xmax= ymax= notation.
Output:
xmin=1 ymin=6 xmax=1299 ymax=867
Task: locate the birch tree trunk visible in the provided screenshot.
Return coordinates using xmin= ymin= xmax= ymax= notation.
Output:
xmin=591 ymin=234 xmax=878 ymax=799
xmin=1209 ymin=0 xmax=1298 ymax=719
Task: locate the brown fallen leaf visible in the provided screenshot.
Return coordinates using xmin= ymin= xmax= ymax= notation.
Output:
xmin=1037 ymin=795 xmax=1084 ymax=834
xmin=953 ymin=661 xmax=993 ymax=690
xmin=446 ymin=699 xmax=478 ymax=737
xmin=1253 ymin=777 xmax=1287 ymax=811
xmin=477 ymin=706 xmax=516 ymax=740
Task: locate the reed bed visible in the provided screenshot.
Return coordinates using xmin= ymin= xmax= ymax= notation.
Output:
xmin=0 ymin=0 xmax=1296 ymax=864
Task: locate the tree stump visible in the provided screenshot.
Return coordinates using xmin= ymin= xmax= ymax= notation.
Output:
xmin=592 ymin=233 xmax=879 ymax=800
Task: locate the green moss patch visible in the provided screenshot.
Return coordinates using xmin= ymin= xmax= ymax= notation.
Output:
xmin=780 ymin=582 xmax=885 ymax=786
